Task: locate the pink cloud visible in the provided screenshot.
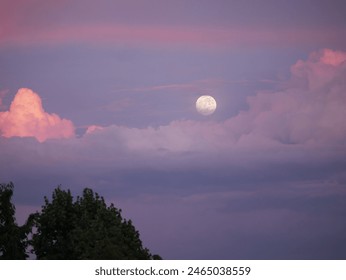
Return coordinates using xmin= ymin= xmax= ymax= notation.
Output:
xmin=1 ymin=0 xmax=345 ymax=50
xmin=218 ymin=49 xmax=346 ymax=146
xmin=85 ymin=125 xmax=104 ymax=135
xmin=318 ymin=49 xmax=346 ymax=66
xmin=0 ymin=88 xmax=75 ymax=142
xmin=1 ymin=20 xmax=344 ymax=50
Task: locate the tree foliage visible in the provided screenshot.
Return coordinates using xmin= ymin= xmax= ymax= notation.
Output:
xmin=0 ymin=182 xmax=29 ymax=259
xmin=30 ymin=187 xmax=157 ymax=260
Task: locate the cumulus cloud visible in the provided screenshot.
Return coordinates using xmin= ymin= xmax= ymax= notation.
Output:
xmin=0 ymin=88 xmax=75 ymax=142
xmin=242 ymin=48 xmax=346 ymax=145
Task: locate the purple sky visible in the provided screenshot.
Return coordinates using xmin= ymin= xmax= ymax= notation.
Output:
xmin=1 ymin=0 xmax=346 ymax=259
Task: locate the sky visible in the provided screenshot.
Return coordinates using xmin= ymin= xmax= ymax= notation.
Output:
xmin=1 ymin=0 xmax=346 ymax=259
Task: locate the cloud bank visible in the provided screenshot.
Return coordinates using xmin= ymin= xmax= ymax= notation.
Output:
xmin=1 ymin=49 xmax=346 ymax=158
xmin=84 ymin=49 xmax=346 ymax=154
xmin=0 ymin=88 xmax=75 ymax=142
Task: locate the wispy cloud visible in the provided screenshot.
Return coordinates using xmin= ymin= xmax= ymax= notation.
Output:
xmin=1 ymin=0 xmax=345 ymax=51
xmin=1 ymin=21 xmax=345 ymax=50
xmin=112 ymin=78 xmax=250 ymax=95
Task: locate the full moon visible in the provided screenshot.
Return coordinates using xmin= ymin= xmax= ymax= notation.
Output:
xmin=196 ymin=95 xmax=217 ymax=116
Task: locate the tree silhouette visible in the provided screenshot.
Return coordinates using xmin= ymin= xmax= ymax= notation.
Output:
xmin=0 ymin=182 xmax=29 ymax=259
xmin=30 ymin=187 xmax=158 ymax=259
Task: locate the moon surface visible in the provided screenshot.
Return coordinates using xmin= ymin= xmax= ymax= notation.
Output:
xmin=196 ymin=95 xmax=217 ymax=116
